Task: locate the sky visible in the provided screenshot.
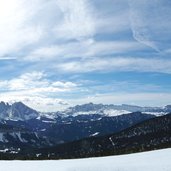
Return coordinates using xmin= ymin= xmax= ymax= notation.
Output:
xmin=0 ymin=0 xmax=171 ymax=111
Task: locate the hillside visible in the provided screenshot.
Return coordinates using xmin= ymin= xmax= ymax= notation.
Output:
xmin=34 ymin=113 xmax=171 ymax=159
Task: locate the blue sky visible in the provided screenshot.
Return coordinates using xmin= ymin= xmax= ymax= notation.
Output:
xmin=0 ymin=0 xmax=171 ymax=111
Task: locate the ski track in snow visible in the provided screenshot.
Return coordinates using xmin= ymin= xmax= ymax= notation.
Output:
xmin=0 ymin=148 xmax=171 ymax=171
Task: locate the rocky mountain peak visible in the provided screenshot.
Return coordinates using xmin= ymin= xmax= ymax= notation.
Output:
xmin=0 ymin=101 xmax=39 ymax=121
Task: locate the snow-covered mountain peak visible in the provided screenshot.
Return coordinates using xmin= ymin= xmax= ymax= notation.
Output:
xmin=57 ymin=103 xmax=171 ymax=117
xmin=0 ymin=101 xmax=39 ymax=121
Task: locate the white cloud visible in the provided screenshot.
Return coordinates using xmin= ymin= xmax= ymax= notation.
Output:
xmin=25 ymin=40 xmax=144 ymax=61
xmin=0 ymin=72 xmax=47 ymax=91
xmin=0 ymin=0 xmax=136 ymax=61
xmin=0 ymin=71 xmax=78 ymax=92
xmin=52 ymin=81 xmax=77 ymax=88
xmin=57 ymin=57 xmax=171 ymax=74
xmin=0 ymin=71 xmax=78 ymax=111
xmin=1 ymin=0 xmax=170 ymax=61
xmin=54 ymin=0 xmax=95 ymax=40
xmin=0 ymin=0 xmax=97 ymax=60
xmin=92 ymin=0 xmax=130 ymax=34
xmin=0 ymin=57 xmax=17 ymax=60
xmin=0 ymin=0 xmax=44 ymax=56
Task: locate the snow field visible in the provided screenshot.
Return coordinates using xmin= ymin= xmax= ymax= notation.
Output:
xmin=0 ymin=148 xmax=171 ymax=171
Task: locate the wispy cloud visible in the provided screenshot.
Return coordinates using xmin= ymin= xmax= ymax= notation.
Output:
xmin=0 ymin=0 xmax=44 ymax=56
xmin=55 ymin=0 xmax=95 ymax=40
xmin=57 ymin=57 xmax=171 ymax=74
xmin=24 ymin=40 xmax=144 ymax=61
xmin=0 ymin=56 xmax=17 ymax=60
xmin=129 ymin=0 xmax=171 ymax=52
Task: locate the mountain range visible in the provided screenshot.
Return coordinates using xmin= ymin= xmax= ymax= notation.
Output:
xmin=0 ymin=102 xmax=171 ymax=121
xmin=0 ymin=101 xmax=170 ymax=159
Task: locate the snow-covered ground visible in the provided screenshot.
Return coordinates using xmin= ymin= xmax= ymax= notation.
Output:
xmin=1 ymin=148 xmax=171 ymax=171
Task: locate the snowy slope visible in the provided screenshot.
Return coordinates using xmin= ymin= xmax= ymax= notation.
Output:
xmin=1 ymin=148 xmax=171 ymax=171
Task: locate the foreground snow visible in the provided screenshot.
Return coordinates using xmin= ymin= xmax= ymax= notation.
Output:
xmin=1 ymin=148 xmax=171 ymax=171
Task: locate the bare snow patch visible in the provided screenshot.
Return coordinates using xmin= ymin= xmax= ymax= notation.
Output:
xmin=103 ymin=109 xmax=130 ymax=116
xmin=90 ymin=132 xmax=99 ymax=137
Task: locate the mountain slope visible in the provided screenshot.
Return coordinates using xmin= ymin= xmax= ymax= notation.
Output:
xmin=35 ymin=113 xmax=171 ymax=159
xmin=4 ymin=112 xmax=155 ymax=145
xmin=0 ymin=122 xmax=52 ymax=154
xmin=43 ymin=112 xmax=155 ymax=143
